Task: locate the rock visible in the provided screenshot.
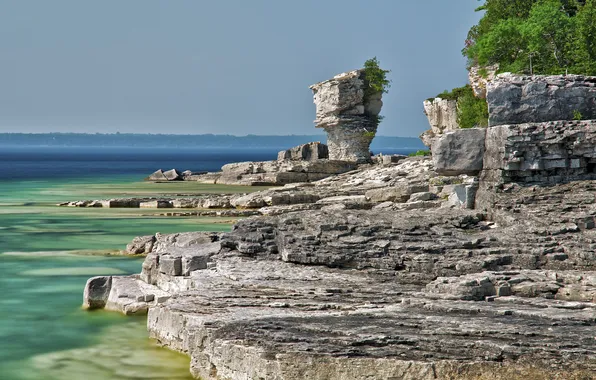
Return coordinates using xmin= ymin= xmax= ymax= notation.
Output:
xmin=83 ymin=276 xmax=112 ymax=310
xmin=217 ymin=159 xmax=357 ymax=186
xmin=381 ymin=154 xmax=406 ymax=165
xmin=468 ymin=64 xmax=499 ymax=99
xmin=420 ymin=98 xmax=459 ymax=147
xmin=408 ymin=192 xmax=436 ymax=202
xmin=231 ymin=193 xmax=268 ymax=209
xmin=101 ymin=199 xmax=142 ymax=208
xmin=310 ymin=69 xmax=384 ymax=163
xmin=365 ymin=183 xmax=428 ymax=203
xmin=432 ymin=128 xmax=486 ymax=176
xmin=146 ymin=169 xmax=168 ymax=181
xmin=163 ymin=169 xmax=182 ymax=181
xmin=84 ymin=180 xmax=596 ymax=378
xmin=487 ymin=74 xmax=596 ymax=126
xmin=126 ymin=235 xmax=156 ymax=255
xmin=159 ymin=256 xmax=182 ymax=276
xmin=481 ymin=120 xmax=596 ymax=187
xmin=277 ymin=142 xmax=329 ymax=161
xmin=139 ymin=200 xmax=173 ymax=209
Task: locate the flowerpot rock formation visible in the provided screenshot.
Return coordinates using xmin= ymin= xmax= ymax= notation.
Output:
xmin=310 ymin=70 xmax=383 ymax=163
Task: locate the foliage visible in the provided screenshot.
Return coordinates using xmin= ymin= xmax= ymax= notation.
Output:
xmin=433 ymin=85 xmax=489 ymax=129
xmin=363 ymin=57 xmax=391 ymax=95
xmin=456 ymin=86 xmax=489 ymax=128
xmin=362 ymin=130 xmax=376 ymax=138
xmin=573 ymin=109 xmax=583 ymax=120
xmin=436 ymin=86 xmax=472 ymax=101
xmin=464 ymin=0 xmax=596 ymax=75
xmin=408 ymin=149 xmax=431 ymax=157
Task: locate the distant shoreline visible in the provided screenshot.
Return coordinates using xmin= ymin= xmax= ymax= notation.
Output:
xmin=0 ymin=133 xmax=426 ymax=150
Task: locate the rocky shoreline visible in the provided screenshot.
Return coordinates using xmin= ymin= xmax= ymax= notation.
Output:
xmin=78 ymin=72 xmax=596 ymax=379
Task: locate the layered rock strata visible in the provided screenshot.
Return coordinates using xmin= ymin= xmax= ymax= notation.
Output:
xmin=85 ymin=194 xmax=596 ymax=378
xmin=310 ymin=70 xmax=383 ymax=162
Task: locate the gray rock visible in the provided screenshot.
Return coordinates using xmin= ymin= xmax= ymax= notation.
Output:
xmin=146 ymin=169 xmax=168 ymax=181
xmin=140 ymin=200 xmax=173 ymax=208
xmin=83 ymin=276 xmax=112 ymax=310
xmin=487 ymin=74 xmax=596 ymax=126
xmin=159 ymin=255 xmax=182 ymax=276
xmin=310 ymin=70 xmax=384 ymax=163
xmin=420 ymin=98 xmax=458 ymax=147
xmin=126 ymin=235 xmax=156 ymax=255
xmin=163 ymin=169 xmax=182 ymax=181
xmin=481 ymin=120 xmax=596 ymax=187
xmin=277 ymin=142 xmax=329 ymax=161
xmin=432 ymin=128 xmax=486 ymax=176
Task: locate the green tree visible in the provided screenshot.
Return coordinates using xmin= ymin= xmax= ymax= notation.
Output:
xmin=464 ymin=0 xmax=596 ymax=75
xmin=571 ymin=0 xmax=596 ymax=74
xmin=521 ymin=0 xmax=576 ymax=73
xmin=363 ymin=57 xmax=391 ymax=95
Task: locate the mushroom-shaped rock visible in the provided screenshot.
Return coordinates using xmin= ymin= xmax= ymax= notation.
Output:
xmin=310 ymin=69 xmax=384 ymax=163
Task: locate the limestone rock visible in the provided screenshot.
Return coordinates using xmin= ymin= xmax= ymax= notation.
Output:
xmin=277 ymin=142 xmax=329 ymax=161
xmin=163 ymin=169 xmax=182 ymax=181
xmin=432 ymin=128 xmax=486 ymax=176
xmin=83 ymin=276 xmax=112 ymax=310
xmin=420 ymin=98 xmax=458 ymax=147
xmin=126 ymin=235 xmax=156 ymax=255
xmin=310 ymin=69 xmax=383 ymax=163
xmin=146 ymin=169 xmax=168 ymax=181
xmin=487 ymin=74 xmax=596 ymax=126
xmin=481 ymin=120 xmax=596 ymax=186
xmin=468 ymin=64 xmax=499 ymax=99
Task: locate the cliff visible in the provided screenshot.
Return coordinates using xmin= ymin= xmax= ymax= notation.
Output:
xmin=80 ymin=74 xmax=596 ymax=379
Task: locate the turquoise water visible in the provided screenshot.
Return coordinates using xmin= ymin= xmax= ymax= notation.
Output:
xmin=0 ymin=176 xmax=242 ymax=379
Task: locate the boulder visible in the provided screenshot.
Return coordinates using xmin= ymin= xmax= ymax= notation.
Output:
xmin=277 ymin=142 xmax=329 ymax=161
xmin=146 ymin=169 xmax=168 ymax=181
xmin=432 ymin=128 xmax=486 ymax=176
xmin=126 ymin=235 xmax=156 ymax=255
xmin=83 ymin=276 xmax=112 ymax=310
xmin=163 ymin=169 xmax=182 ymax=181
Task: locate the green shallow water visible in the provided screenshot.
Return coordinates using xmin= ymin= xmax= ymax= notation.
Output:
xmin=0 ymin=177 xmax=248 ymax=379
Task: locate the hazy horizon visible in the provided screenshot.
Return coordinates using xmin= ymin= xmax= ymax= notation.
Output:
xmin=0 ymin=1 xmax=483 ymax=137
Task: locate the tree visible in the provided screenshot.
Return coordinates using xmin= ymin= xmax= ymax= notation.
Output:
xmin=464 ymin=0 xmax=596 ymax=75
xmin=363 ymin=57 xmax=391 ymax=95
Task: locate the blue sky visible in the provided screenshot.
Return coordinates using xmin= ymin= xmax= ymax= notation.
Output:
xmin=0 ymin=0 xmax=483 ymax=137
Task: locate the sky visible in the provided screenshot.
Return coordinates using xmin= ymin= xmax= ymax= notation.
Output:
xmin=0 ymin=0 xmax=483 ymax=137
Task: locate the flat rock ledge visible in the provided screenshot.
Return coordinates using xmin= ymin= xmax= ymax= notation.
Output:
xmin=85 ymin=194 xmax=596 ymax=378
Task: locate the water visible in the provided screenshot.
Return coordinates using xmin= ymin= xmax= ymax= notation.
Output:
xmin=0 ymin=146 xmax=281 ymax=380
xmin=0 ymin=144 xmax=416 ymax=379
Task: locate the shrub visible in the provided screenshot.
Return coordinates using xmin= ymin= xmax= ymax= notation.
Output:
xmin=434 ymin=85 xmax=488 ymax=129
xmin=573 ymin=109 xmax=583 ymax=120
xmin=408 ymin=149 xmax=431 ymax=157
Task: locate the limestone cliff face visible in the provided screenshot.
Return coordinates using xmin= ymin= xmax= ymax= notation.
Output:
xmin=420 ymin=98 xmax=459 ymax=147
xmin=468 ymin=64 xmax=498 ymax=99
xmin=310 ymin=70 xmax=383 ymax=163
xmin=487 ymin=74 xmax=596 ymax=126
